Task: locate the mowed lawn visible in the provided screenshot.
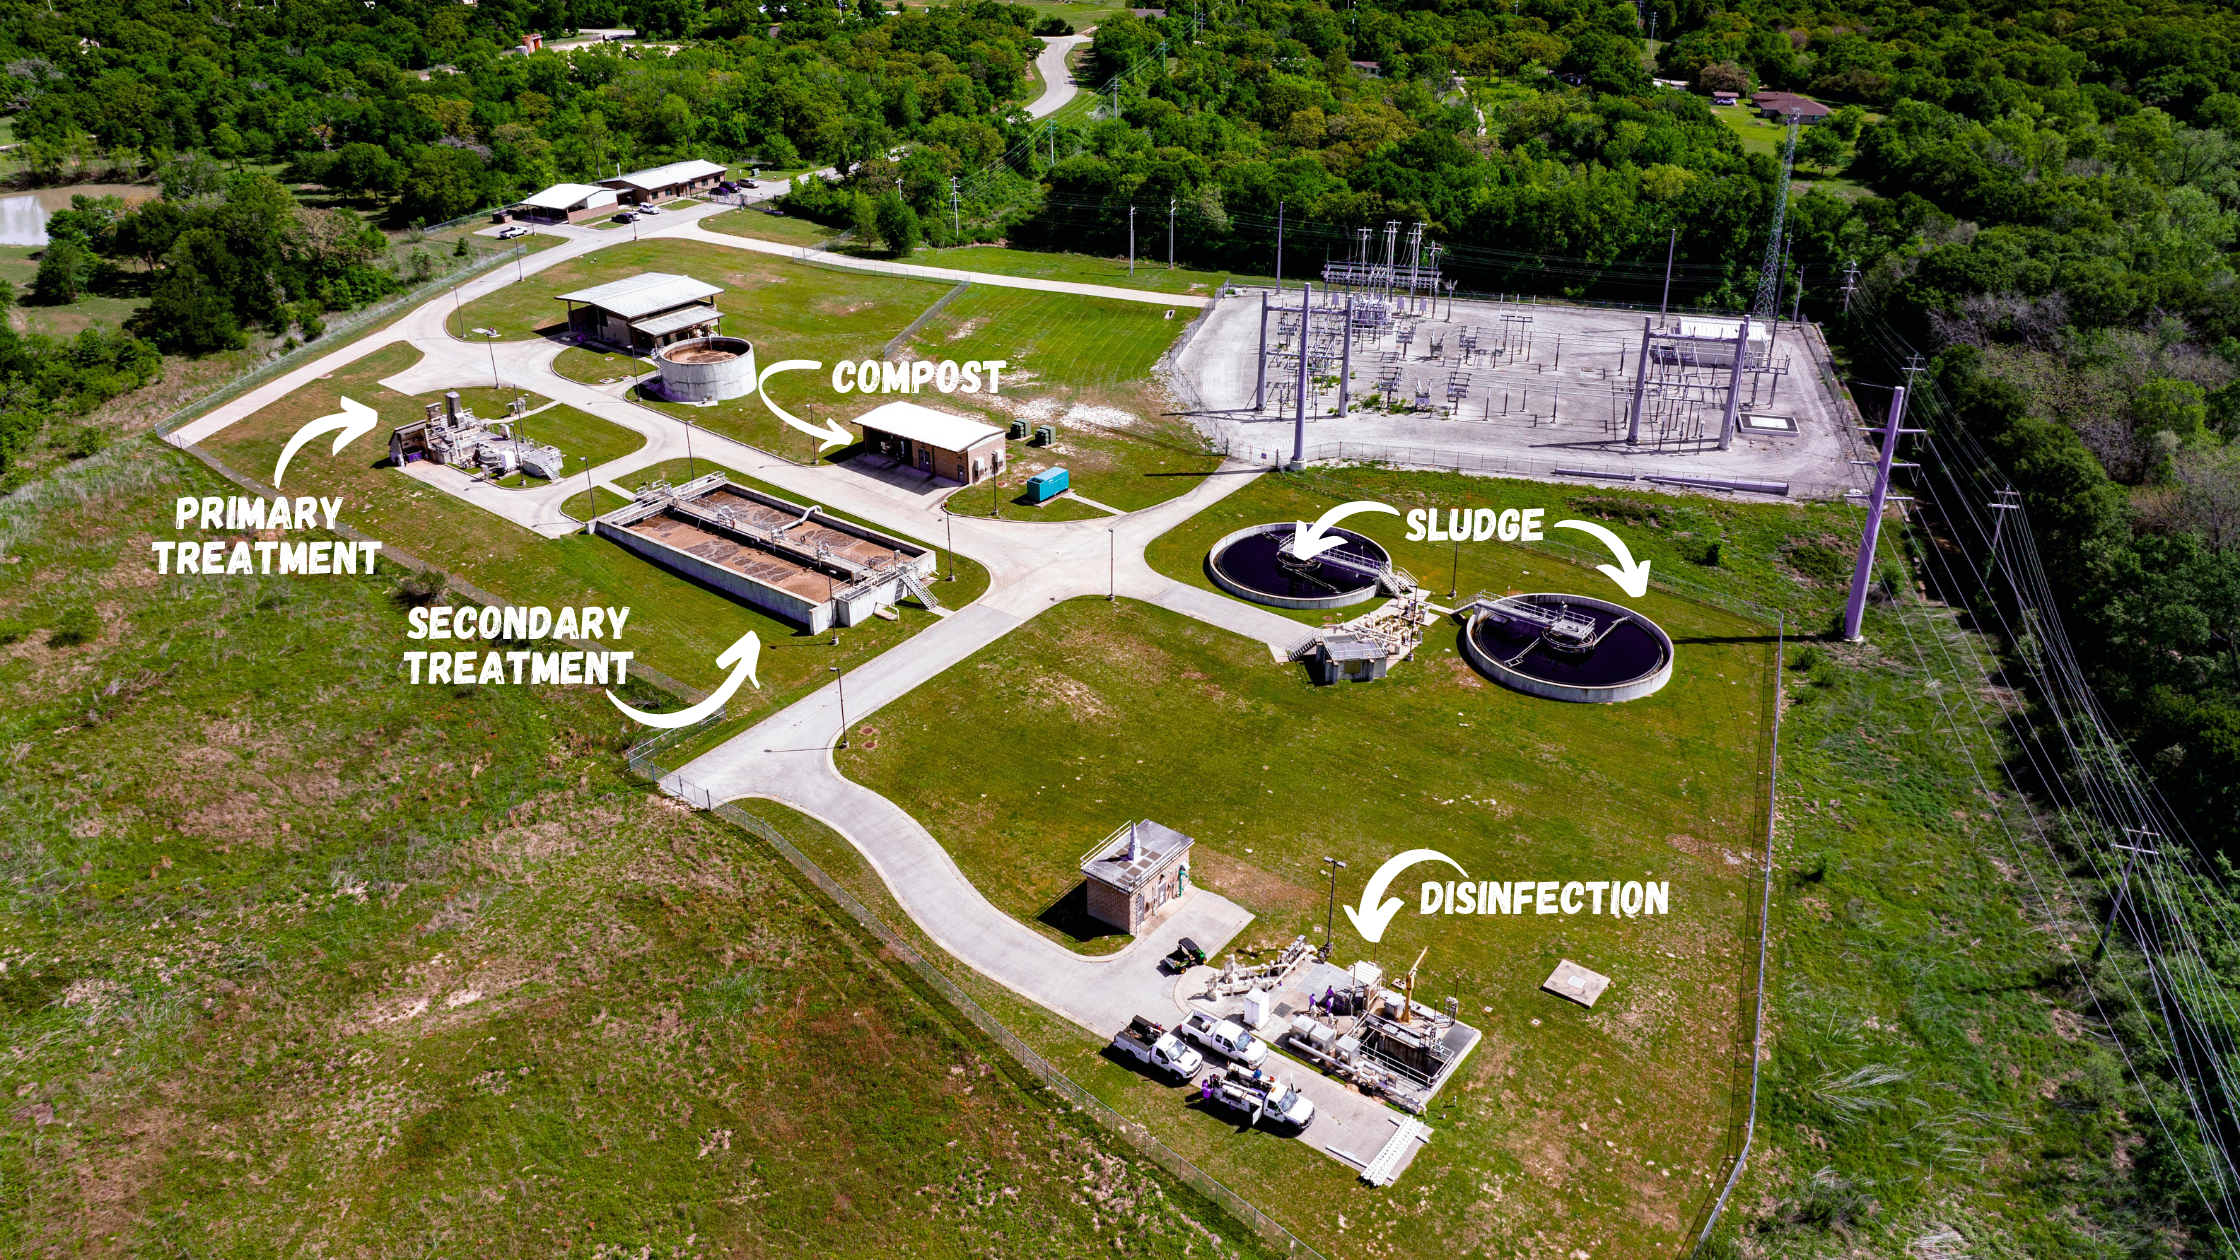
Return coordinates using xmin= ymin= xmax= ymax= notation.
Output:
xmin=195 ymin=342 xmax=983 ymax=709
xmin=911 ymin=244 xmax=1274 ymax=298
xmin=700 ymin=206 xmax=842 ymax=248
xmin=843 ymin=567 xmax=1774 ymax=1254
xmin=904 ymin=286 xmax=1220 ymax=516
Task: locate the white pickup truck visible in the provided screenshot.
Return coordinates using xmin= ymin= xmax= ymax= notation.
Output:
xmin=1111 ymin=1016 xmax=1205 ymax=1082
xmin=1178 ymin=1008 xmax=1269 ymax=1069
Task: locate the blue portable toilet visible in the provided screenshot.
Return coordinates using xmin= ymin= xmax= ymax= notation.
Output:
xmin=1025 ymin=467 xmax=1070 ymax=504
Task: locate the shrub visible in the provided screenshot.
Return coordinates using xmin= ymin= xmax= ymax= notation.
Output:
xmin=46 ymin=605 xmax=100 ymax=647
xmin=393 ymin=567 xmax=449 ymax=606
xmin=62 ymin=425 xmax=109 ymax=460
xmin=1786 ymin=541 xmax=1851 ymax=585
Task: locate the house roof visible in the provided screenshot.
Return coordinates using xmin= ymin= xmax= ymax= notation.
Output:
xmin=630 ymin=304 xmax=722 ymax=337
xmin=1080 ymin=820 xmax=1193 ymax=893
xmin=557 ymin=272 xmax=726 ymax=319
xmin=604 ymin=158 xmax=728 ymax=192
xmin=1752 ymin=91 xmax=1831 ymax=115
xmin=521 ymin=183 xmax=616 ymax=211
xmin=853 ymin=400 xmax=1004 ymax=452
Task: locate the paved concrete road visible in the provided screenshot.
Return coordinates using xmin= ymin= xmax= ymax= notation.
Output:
xmin=1026 ymin=35 xmax=1091 ymax=119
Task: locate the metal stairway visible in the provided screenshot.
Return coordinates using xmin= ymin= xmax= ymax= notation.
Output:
xmin=897 ymin=566 xmax=946 ymax=613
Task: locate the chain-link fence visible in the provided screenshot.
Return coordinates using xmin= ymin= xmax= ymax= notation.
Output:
xmin=632 ymin=754 xmax=1325 ymax=1260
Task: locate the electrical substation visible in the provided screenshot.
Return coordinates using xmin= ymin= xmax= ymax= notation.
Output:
xmin=1174 ymin=226 xmax=1858 ymax=498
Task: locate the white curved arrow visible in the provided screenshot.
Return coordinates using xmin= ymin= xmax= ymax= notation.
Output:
xmin=606 ymin=631 xmax=760 ymax=728
xmin=1342 ymin=848 xmax=1469 ymax=944
xmin=1291 ymin=500 xmax=1400 ymax=562
xmin=757 ymin=359 xmax=852 ymax=451
xmin=274 ymin=396 xmax=378 ymax=487
xmin=1554 ymin=519 xmax=1653 ymax=598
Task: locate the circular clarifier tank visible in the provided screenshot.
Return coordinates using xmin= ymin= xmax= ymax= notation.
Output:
xmin=1462 ymin=592 xmax=1673 ymax=703
xmin=1208 ymin=523 xmax=1388 ymax=610
xmin=655 ymin=335 xmax=757 ymax=402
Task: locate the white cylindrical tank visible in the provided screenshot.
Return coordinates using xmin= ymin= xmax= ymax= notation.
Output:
xmin=655 ymin=335 xmax=758 ymax=403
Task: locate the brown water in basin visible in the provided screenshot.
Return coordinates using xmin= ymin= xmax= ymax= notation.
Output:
xmin=665 ymin=347 xmax=740 ymax=363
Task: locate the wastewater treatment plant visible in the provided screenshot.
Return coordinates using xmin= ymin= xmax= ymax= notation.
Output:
xmin=21 ymin=126 xmax=2175 ymax=1260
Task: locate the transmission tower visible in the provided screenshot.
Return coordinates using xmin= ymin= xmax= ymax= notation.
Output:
xmin=1752 ymin=109 xmax=1802 ymax=318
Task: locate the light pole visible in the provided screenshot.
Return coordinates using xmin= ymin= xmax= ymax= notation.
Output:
xmin=1168 ymin=196 xmax=1175 ymax=269
xmin=484 ymin=329 xmax=500 ymax=388
xmin=1108 ymin=528 xmax=1115 ymax=601
xmin=1322 ymin=857 xmax=1347 ymax=955
xmin=1128 ymin=204 xmax=1136 ymax=277
xmin=830 ymin=664 xmax=848 ymax=749
xmin=945 ymin=512 xmax=955 ymax=581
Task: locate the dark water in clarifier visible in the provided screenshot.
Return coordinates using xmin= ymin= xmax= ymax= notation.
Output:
xmin=1211 ymin=526 xmax=1387 ymax=600
xmin=1471 ymin=600 xmax=1668 ymax=687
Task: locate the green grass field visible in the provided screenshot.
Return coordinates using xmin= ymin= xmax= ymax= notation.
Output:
xmin=551 ymin=344 xmax=643 ymax=385
xmin=700 ymin=206 xmax=842 ymax=248
xmin=514 ymin=401 xmax=647 ymax=471
xmin=905 ymin=285 xmax=1219 ymax=517
xmin=0 ymin=441 xmax=1278 ymax=1259
xmin=912 ymin=245 xmax=1273 ymax=297
xmin=194 ymin=342 xmax=985 ymax=712
xmin=844 ymin=586 xmax=1773 ymax=1256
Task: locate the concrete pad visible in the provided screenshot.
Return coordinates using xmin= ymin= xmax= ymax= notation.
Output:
xmin=1544 ymin=958 xmax=1611 ymax=1007
xmin=397 ymin=459 xmax=582 ymax=538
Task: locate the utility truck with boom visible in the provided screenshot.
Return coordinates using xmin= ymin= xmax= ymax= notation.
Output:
xmin=1200 ymin=1062 xmax=1316 ymax=1133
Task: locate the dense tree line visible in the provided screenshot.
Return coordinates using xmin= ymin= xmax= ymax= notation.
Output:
xmin=2 ymin=0 xmax=1059 ymax=221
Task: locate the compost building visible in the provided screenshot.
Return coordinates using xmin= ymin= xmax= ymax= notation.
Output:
xmin=558 ymin=272 xmax=725 ymax=351
xmin=855 ymin=400 xmax=1006 ymax=486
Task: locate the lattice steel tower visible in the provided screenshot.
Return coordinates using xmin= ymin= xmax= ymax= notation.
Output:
xmin=1752 ymin=109 xmax=1802 ymax=317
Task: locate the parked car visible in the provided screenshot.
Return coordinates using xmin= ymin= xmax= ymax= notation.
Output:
xmin=496 ymin=225 xmax=530 ymax=239
xmin=714 ymin=181 xmax=737 ymax=194
xmin=637 ymin=203 xmax=663 ymax=215
xmin=612 ymin=212 xmax=638 ymax=224
xmin=741 ymin=179 xmax=759 ymax=189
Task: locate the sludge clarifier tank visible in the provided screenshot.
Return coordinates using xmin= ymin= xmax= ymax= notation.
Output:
xmin=1208 ymin=523 xmax=1399 ymax=610
xmin=1461 ymin=592 xmax=1673 ymax=703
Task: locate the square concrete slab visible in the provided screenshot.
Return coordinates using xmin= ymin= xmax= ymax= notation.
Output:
xmin=1543 ymin=959 xmax=1611 ymax=1008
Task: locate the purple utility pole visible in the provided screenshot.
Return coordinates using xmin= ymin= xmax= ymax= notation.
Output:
xmin=1290 ymin=283 xmax=1313 ymax=470
xmin=1843 ymin=384 xmax=1916 ymax=641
